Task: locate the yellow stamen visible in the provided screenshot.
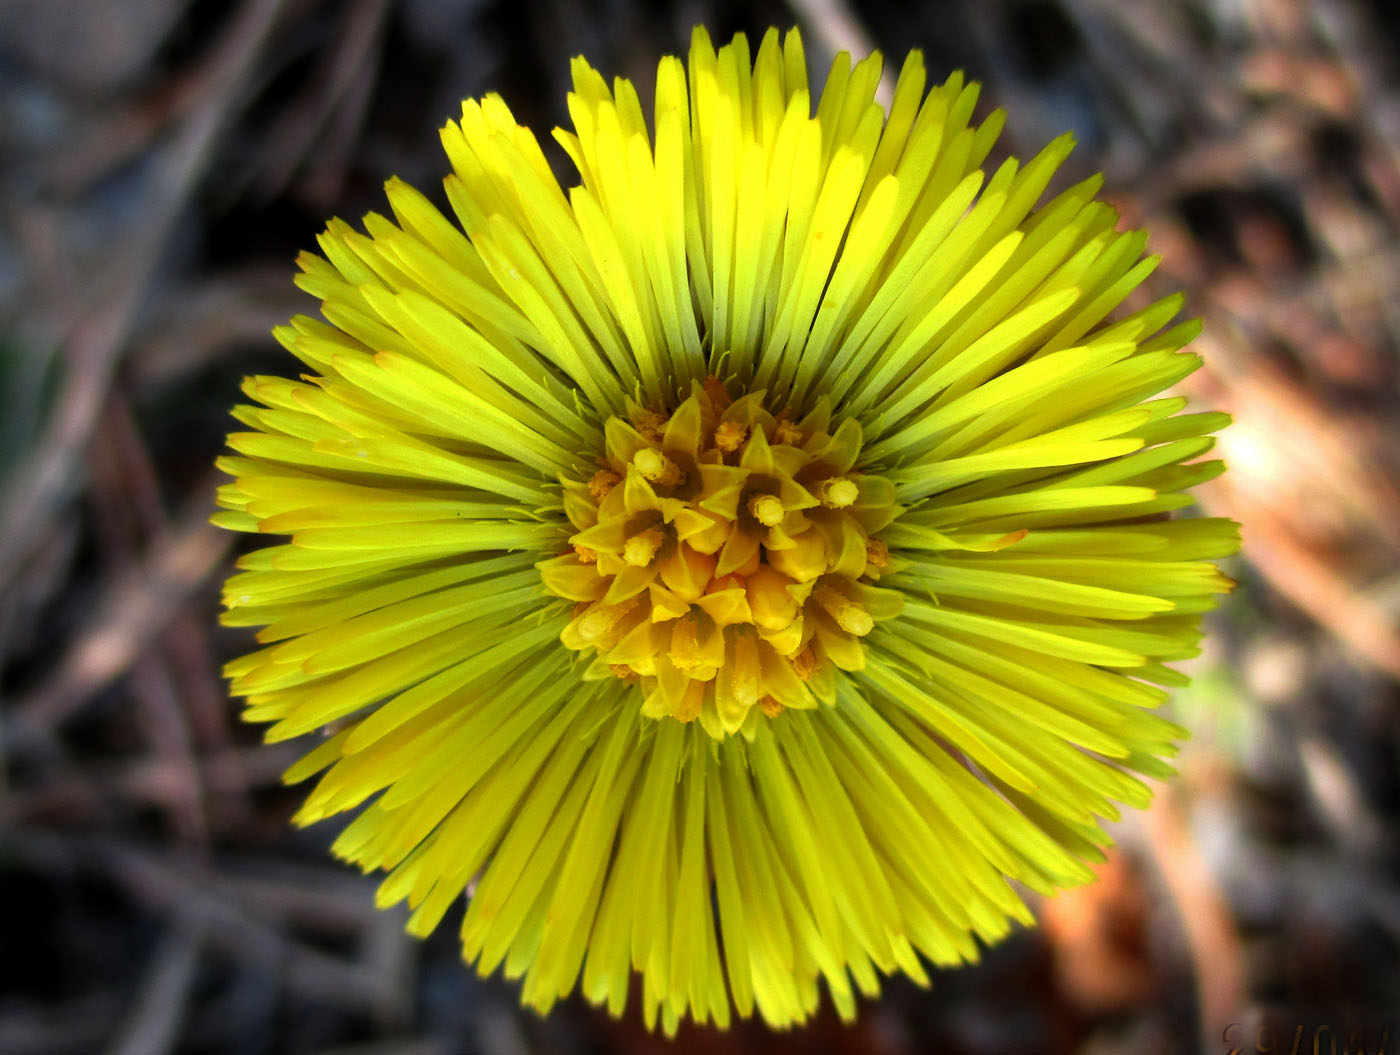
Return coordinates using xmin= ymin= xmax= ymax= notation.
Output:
xmin=731 ymin=635 xmax=761 ymax=707
xmin=703 ymin=375 xmax=731 ymax=409
xmin=623 ymin=528 xmax=664 ymax=567
xmin=589 ymin=469 xmax=621 ymax=499
xmin=792 ymin=646 xmax=817 ymax=681
xmin=819 ymin=477 xmax=859 ymax=508
xmin=669 ymin=617 xmax=701 ymax=670
xmin=577 ymin=606 xmax=616 ymax=644
xmin=837 ymin=605 xmax=873 ymax=636
xmin=748 ymin=493 xmax=785 ymax=527
xmin=634 ymin=409 xmax=667 ymax=441
xmin=815 ymin=585 xmax=873 ymax=636
xmin=634 ymin=448 xmax=681 ymax=487
xmin=714 ymin=420 xmax=747 ymax=452
xmin=773 ymin=419 xmax=803 ymax=445
xmin=575 ymin=544 xmax=598 ymax=564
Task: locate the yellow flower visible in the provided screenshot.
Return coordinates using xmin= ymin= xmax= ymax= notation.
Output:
xmin=215 ymin=26 xmax=1238 ymax=1034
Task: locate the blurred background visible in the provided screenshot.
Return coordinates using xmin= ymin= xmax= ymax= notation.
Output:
xmin=2 ymin=0 xmax=1399 ymax=1052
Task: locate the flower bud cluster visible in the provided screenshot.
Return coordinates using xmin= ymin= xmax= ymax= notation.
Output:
xmin=539 ymin=379 xmax=901 ymax=739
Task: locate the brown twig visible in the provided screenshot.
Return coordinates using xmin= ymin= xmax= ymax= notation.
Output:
xmin=1137 ymin=782 xmax=1247 ymax=1046
xmin=0 ymin=745 xmax=300 ymax=829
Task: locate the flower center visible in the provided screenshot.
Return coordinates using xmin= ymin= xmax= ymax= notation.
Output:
xmin=538 ymin=377 xmax=902 ymax=740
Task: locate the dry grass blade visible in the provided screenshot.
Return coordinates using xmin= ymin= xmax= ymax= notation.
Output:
xmin=0 ymin=0 xmax=287 ymax=602
xmin=785 ymin=0 xmax=893 ymax=103
xmin=104 ymin=922 xmax=206 ymax=1055
xmin=250 ymin=0 xmax=393 ymax=205
xmin=11 ymin=487 xmax=233 ymax=738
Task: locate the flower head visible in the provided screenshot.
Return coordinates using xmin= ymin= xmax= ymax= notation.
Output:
xmin=215 ymin=26 xmax=1238 ymax=1034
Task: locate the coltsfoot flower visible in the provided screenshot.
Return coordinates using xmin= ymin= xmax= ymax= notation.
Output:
xmin=215 ymin=26 xmax=1239 ymax=1034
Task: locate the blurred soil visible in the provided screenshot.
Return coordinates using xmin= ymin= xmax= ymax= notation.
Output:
xmin=2 ymin=1 xmax=1400 ymax=1052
